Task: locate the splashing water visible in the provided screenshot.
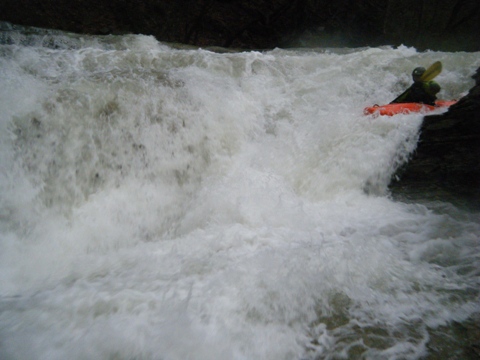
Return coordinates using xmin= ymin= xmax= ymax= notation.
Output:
xmin=1 ymin=24 xmax=479 ymax=359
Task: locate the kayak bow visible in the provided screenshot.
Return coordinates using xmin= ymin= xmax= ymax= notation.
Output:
xmin=364 ymin=100 xmax=456 ymax=116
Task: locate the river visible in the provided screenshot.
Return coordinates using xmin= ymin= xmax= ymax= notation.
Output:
xmin=1 ymin=22 xmax=479 ymax=359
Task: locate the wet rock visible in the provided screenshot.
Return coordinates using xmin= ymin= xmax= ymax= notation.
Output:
xmin=390 ymin=68 xmax=480 ymax=208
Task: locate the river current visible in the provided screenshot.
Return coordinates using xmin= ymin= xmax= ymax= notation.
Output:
xmin=1 ymin=23 xmax=479 ymax=359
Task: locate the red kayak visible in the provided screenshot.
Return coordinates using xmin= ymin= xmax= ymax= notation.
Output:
xmin=364 ymin=100 xmax=457 ymax=116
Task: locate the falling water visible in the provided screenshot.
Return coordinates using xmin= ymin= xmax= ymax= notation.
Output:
xmin=1 ymin=23 xmax=479 ymax=359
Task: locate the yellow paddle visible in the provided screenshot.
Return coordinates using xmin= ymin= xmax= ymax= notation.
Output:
xmin=420 ymin=61 xmax=442 ymax=81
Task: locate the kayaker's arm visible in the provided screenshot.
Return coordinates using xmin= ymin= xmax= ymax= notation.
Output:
xmin=390 ymin=86 xmax=412 ymax=104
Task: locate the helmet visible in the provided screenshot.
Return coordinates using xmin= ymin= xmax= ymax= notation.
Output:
xmin=412 ymin=67 xmax=426 ymax=82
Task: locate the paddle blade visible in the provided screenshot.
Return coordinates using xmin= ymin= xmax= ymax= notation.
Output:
xmin=420 ymin=61 xmax=442 ymax=81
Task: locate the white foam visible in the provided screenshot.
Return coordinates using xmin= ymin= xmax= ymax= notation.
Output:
xmin=1 ymin=29 xmax=480 ymax=359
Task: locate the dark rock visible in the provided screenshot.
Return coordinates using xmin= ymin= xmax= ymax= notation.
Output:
xmin=390 ymin=68 xmax=480 ymax=208
xmin=0 ymin=0 xmax=479 ymax=50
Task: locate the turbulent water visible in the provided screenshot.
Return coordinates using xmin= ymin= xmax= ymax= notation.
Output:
xmin=1 ymin=23 xmax=480 ymax=359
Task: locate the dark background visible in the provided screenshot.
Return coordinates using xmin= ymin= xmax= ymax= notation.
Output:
xmin=1 ymin=0 xmax=479 ymax=51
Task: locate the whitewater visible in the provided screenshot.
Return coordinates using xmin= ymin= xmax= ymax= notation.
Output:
xmin=1 ymin=23 xmax=479 ymax=359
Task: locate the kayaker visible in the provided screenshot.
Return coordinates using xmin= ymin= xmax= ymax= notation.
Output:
xmin=390 ymin=67 xmax=441 ymax=106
